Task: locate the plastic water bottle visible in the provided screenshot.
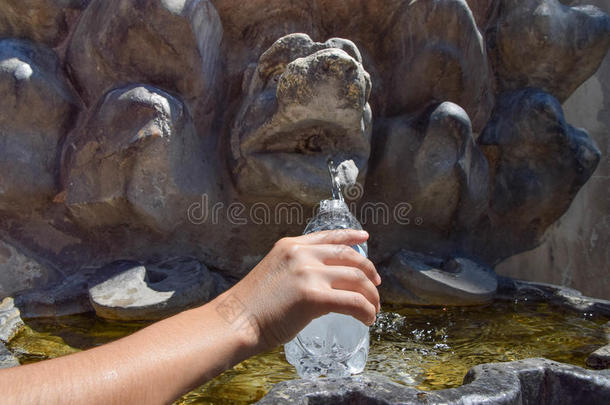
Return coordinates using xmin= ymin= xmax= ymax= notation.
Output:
xmin=284 ymin=198 xmax=370 ymax=378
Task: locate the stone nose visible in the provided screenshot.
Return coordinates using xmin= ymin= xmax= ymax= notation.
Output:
xmin=277 ymin=48 xmax=371 ymax=120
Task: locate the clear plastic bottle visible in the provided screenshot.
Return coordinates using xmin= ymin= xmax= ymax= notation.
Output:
xmin=284 ymin=198 xmax=370 ymax=378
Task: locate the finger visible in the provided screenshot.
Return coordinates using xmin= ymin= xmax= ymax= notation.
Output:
xmin=309 ymin=244 xmax=380 ymax=285
xmin=297 ymin=229 xmax=368 ymax=246
xmin=324 ymin=266 xmax=380 ymax=312
xmin=315 ymin=289 xmax=378 ymax=326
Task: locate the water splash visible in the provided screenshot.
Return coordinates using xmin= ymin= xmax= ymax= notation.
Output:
xmin=327 ymin=158 xmax=344 ymax=202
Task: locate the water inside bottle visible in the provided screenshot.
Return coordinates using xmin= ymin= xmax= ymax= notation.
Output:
xmin=285 ymin=159 xmax=370 ymax=378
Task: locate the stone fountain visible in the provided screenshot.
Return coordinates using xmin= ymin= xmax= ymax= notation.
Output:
xmin=0 ymin=0 xmax=609 ymax=403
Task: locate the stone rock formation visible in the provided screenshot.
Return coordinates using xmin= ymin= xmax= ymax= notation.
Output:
xmin=587 ymin=343 xmax=610 ymax=369
xmin=475 ymin=88 xmax=601 ymax=263
xmin=0 ymin=0 xmax=606 ymax=312
xmin=0 ymin=0 xmax=89 ymax=47
xmin=0 ymin=342 xmax=18 ymax=369
xmin=258 ymin=359 xmax=610 ymax=405
xmin=0 ymin=297 xmax=23 ymax=343
xmin=379 ymin=250 xmax=497 ymax=306
xmin=0 ymin=240 xmax=56 ymax=298
xmin=66 ymin=0 xmax=222 ymax=112
xmin=231 ymin=33 xmax=372 ymax=205
xmin=364 ymin=102 xmax=489 ymax=262
xmin=0 ymin=39 xmax=79 ymax=212
xmin=489 ymin=0 xmax=610 ymax=101
xmin=61 ymin=84 xmax=220 ymax=233
xmin=383 ymin=0 xmax=495 ymax=132
xmin=88 ymin=258 xmax=227 ymax=320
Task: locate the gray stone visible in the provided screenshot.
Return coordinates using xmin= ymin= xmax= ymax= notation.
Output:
xmin=488 ymin=0 xmax=610 ymax=102
xmin=0 ymin=240 xmax=55 ymax=298
xmin=0 ymin=297 xmax=24 ymax=343
xmin=379 ymin=250 xmax=497 ymax=306
xmin=0 ymin=0 xmax=607 ymax=309
xmin=0 ymin=0 xmax=89 ymax=47
xmin=494 ymin=276 xmax=610 ymax=316
xmin=587 ymin=344 xmax=610 ymax=369
xmin=13 ymin=266 xmax=98 ymax=318
xmin=0 ymin=39 xmax=79 ymax=212
xmin=61 ymin=84 xmax=221 ymax=232
xmin=230 ymin=33 xmax=372 ymax=205
xmin=364 ymin=102 xmax=489 ymax=263
xmin=384 ymin=0 xmax=494 ymax=131
xmin=0 ymin=341 xmax=19 ymax=369
xmin=475 ymin=89 xmax=601 ymax=264
xmin=66 ymin=0 xmax=222 ymax=108
xmin=494 ymin=26 xmax=610 ymax=300
xmin=89 ymin=257 xmax=227 ymax=320
xmin=258 ymin=358 xmax=610 ymax=404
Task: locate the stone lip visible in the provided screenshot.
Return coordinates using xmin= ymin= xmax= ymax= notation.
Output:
xmin=88 ymin=258 xmax=228 ymax=321
xmin=0 ymin=341 xmax=18 ymax=369
xmin=495 ymin=276 xmax=610 ymax=317
xmin=259 ymin=279 xmax=610 ymax=404
xmin=257 ymin=358 xmax=610 ymax=404
xmin=0 ymin=297 xmax=24 ymax=344
xmin=587 ymin=344 xmax=610 ymax=370
xmin=379 ymin=250 xmax=498 ymax=307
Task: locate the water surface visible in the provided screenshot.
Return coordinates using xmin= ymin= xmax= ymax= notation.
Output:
xmin=8 ymin=300 xmax=608 ymax=404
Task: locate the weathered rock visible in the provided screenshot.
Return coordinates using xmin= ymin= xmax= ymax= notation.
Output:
xmin=488 ymin=0 xmax=610 ymax=101
xmin=364 ymin=102 xmax=489 ymax=262
xmin=61 ymin=84 xmax=220 ymax=232
xmin=587 ymin=344 xmax=610 ymax=369
xmin=495 ymin=276 xmax=610 ymax=316
xmin=66 ymin=0 xmax=222 ymax=108
xmin=0 ymin=341 xmax=19 ymax=369
xmin=0 ymin=240 xmax=56 ymax=298
xmin=231 ymin=33 xmax=372 ymax=205
xmin=13 ymin=267 xmax=98 ymax=318
xmin=476 ymin=89 xmax=601 ymax=263
xmin=467 ymin=0 xmax=501 ymax=28
xmin=214 ymin=0 xmax=319 ymax=50
xmin=379 ymin=250 xmax=497 ymax=306
xmin=0 ymin=0 xmax=89 ymax=47
xmin=0 ymin=39 xmax=79 ymax=212
xmin=89 ymin=258 xmax=227 ymax=320
xmin=384 ymin=0 xmax=494 ymax=131
xmin=259 ymin=358 xmax=610 ymax=404
xmin=0 ymin=297 xmax=24 ymax=343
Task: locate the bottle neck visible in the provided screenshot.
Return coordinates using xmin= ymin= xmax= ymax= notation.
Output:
xmin=318 ymin=199 xmax=349 ymax=214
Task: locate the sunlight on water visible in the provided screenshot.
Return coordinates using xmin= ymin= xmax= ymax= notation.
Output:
xmin=8 ymin=301 xmax=608 ymax=404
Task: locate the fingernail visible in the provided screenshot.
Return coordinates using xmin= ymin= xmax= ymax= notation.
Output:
xmin=358 ymin=230 xmax=368 ymax=237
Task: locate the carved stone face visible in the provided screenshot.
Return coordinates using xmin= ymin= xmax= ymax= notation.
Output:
xmin=230 ymin=34 xmax=372 ymax=205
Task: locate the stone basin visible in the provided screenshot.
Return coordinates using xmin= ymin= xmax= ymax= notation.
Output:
xmin=3 ymin=278 xmax=609 ymax=404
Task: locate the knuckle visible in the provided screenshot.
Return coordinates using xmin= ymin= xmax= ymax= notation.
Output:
xmin=277 ymin=239 xmax=301 ymax=260
xmin=301 ymin=286 xmax=322 ymax=305
xmin=351 ymin=293 xmax=365 ymax=309
xmin=274 ymin=237 xmax=292 ymax=251
xmin=294 ymin=264 xmax=313 ymax=279
xmin=287 ymin=243 xmax=302 ymax=259
xmin=337 ymin=245 xmax=351 ymax=259
xmin=352 ymin=267 xmax=367 ymax=282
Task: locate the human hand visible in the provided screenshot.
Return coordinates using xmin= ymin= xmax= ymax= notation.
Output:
xmin=215 ymin=229 xmax=381 ymax=352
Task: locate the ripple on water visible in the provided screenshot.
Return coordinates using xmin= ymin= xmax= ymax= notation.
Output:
xmin=7 ymin=301 xmax=609 ymax=403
